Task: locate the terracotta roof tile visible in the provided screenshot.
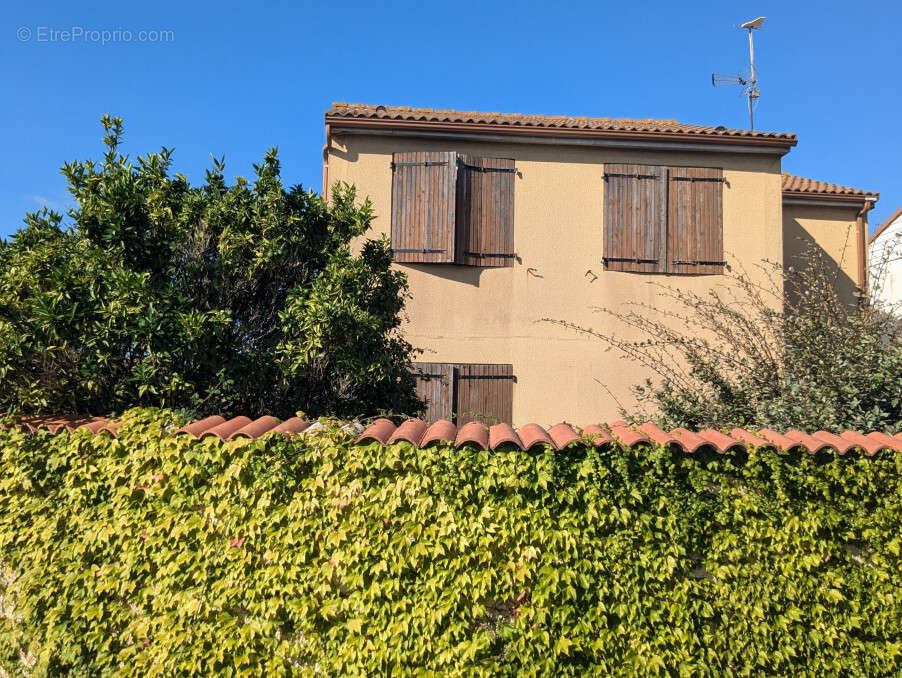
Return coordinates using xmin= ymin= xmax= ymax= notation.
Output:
xmin=421 ymin=420 xmax=457 ymax=447
xmin=8 ymin=415 xmax=902 ymax=458
xmin=698 ymin=428 xmax=746 ymax=454
xmin=672 ymin=428 xmax=715 ymax=454
xmin=489 ymin=423 xmax=522 ymax=450
xmin=270 ymin=417 xmax=311 ymax=436
xmin=326 ymin=103 xmax=796 ymax=143
xmin=782 ymin=172 xmax=878 ymax=199
xmin=546 ymin=423 xmax=581 ymax=449
xmin=455 ymin=421 xmax=489 ymax=449
xmin=581 ymin=424 xmax=613 ymax=447
xmin=811 ymin=430 xmax=856 ymax=455
xmin=517 ymin=422 xmax=556 ymax=450
xmin=388 ymin=418 xmax=428 ymax=445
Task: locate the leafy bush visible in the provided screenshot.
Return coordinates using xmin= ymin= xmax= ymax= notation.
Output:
xmin=546 ymin=250 xmax=902 ymax=432
xmin=1 ymin=409 xmax=901 ymax=676
xmin=0 ymin=116 xmax=420 ymax=419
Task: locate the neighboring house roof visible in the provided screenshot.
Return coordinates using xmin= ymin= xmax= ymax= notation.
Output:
xmin=325 ymin=103 xmax=797 ymax=150
xmin=11 ymin=414 xmax=902 ymax=457
xmin=869 ymin=206 xmax=902 ymax=244
xmin=782 ymin=172 xmax=879 ymax=203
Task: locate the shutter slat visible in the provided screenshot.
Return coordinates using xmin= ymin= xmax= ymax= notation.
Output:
xmin=603 ymin=164 xmax=666 ymax=273
xmin=391 ymin=151 xmax=457 ymax=263
xmin=667 ymin=167 xmax=723 ymax=275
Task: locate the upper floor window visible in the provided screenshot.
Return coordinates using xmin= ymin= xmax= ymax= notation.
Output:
xmin=603 ymin=164 xmax=725 ymax=275
xmin=390 ymin=151 xmax=516 ymax=267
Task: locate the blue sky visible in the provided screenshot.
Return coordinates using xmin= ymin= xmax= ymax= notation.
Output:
xmin=2 ymin=0 xmax=900 ymax=238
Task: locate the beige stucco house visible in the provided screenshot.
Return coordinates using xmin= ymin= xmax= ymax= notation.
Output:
xmin=323 ymin=103 xmax=878 ymax=426
xmin=781 ymin=173 xmax=879 ymax=304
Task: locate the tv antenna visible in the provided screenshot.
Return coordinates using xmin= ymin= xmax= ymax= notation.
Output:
xmin=712 ymin=16 xmax=765 ymax=130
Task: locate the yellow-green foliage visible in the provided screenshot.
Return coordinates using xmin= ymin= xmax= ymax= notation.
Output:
xmin=0 ymin=408 xmax=901 ymax=676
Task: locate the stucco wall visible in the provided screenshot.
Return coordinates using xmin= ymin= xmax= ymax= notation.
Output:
xmin=329 ymin=133 xmax=784 ymax=425
xmin=782 ymin=202 xmax=861 ymax=306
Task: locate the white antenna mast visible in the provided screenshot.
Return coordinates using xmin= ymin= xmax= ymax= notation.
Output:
xmin=712 ymin=16 xmax=765 ymax=130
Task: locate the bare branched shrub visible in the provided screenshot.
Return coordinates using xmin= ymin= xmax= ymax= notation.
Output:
xmin=544 ymin=248 xmax=902 ymax=432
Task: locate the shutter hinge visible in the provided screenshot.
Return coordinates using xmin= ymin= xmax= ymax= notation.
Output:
xmin=670 ymin=176 xmax=725 ymax=183
xmin=603 ymin=172 xmax=659 ymax=180
xmin=603 ymin=257 xmax=658 ymax=264
xmin=459 ymin=161 xmax=517 ymax=174
xmin=457 ymin=374 xmax=517 ymax=381
xmin=390 ymin=160 xmax=449 ymax=170
xmin=672 ymin=260 xmax=726 ymax=266
xmin=463 ymin=251 xmax=516 ymax=259
xmin=414 ymin=372 xmax=445 ymax=379
xmin=392 ymin=248 xmax=446 ymax=254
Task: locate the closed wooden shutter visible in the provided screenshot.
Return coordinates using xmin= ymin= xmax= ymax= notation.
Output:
xmin=411 ymin=362 xmax=455 ymax=422
xmin=603 ymin=164 xmax=667 ymax=273
xmin=455 ymin=155 xmax=516 ymax=267
xmin=390 ymin=151 xmax=457 ymax=263
xmin=667 ymin=167 xmax=724 ymax=275
xmin=454 ymin=364 xmax=514 ymax=425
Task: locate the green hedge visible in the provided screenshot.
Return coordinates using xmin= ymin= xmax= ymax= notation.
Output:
xmin=1 ymin=409 xmax=901 ymax=676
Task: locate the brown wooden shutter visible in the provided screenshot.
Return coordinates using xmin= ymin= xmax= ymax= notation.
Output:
xmin=667 ymin=167 xmax=724 ymax=275
xmin=411 ymin=362 xmax=455 ymax=421
xmin=603 ymin=164 xmax=667 ymax=273
xmin=454 ymin=364 xmax=514 ymax=425
xmin=455 ymin=155 xmax=516 ymax=267
xmin=390 ymin=151 xmax=457 ymax=263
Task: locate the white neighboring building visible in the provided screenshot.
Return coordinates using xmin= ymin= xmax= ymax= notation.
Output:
xmin=870 ymin=207 xmax=902 ymax=311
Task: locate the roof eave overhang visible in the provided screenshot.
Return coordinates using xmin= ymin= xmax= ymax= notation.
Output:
xmin=326 ymin=116 xmax=798 ymax=156
xmin=782 ymin=192 xmax=878 ymax=207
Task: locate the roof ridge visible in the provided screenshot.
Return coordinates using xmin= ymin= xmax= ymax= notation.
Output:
xmin=325 ymin=102 xmax=797 ymax=142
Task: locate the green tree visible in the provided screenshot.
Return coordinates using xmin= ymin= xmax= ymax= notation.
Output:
xmin=0 ymin=115 xmax=421 ymax=418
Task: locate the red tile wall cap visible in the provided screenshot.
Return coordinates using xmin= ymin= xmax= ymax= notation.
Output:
xmin=638 ymin=422 xmax=679 ymax=447
xmin=200 ymin=416 xmax=253 ymax=441
xmin=608 ymin=423 xmax=649 ymax=447
xmin=228 ymin=416 xmax=281 ymax=440
xmin=270 ymin=417 xmax=311 ymax=436
xmin=489 ymin=423 xmax=523 ymax=450
xmin=421 ymin=420 xmax=458 ymax=447
xmin=811 ymin=431 xmax=856 ymax=455
xmin=455 ymin=422 xmax=490 ymax=449
xmin=867 ymin=431 xmax=900 ymax=451
xmin=729 ymin=428 xmax=775 ymax=450
xmin=176 ymin=415 xmax=226 ymax=438
xmin=698 ymin=429 xmax=747 ymax=455
xmin=671 ymin=428 xmax=715 ymax=454
xmin=517 ymin=423 xmax=556 ymax=450
xmin=580 ymin=424 xmax=613 ymax=448
xmin=388 ymin=419 xmax=428 ymax=446
xmin=785 ymin=430 xmax=834 ymax=454
xmin=10 ymin=415 xmax=902 ymax=458
xmin=757 ymin=429 xmax=804 ymax=454
xmin=840 ymin=431 xmax=890 ymax=457
xmin=546 ymin=423 xmax=581 ymax=449
xmin=356 ymin=418 xmax=396 ymax=445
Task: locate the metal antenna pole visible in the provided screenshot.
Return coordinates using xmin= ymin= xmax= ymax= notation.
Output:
xmin=747 ymin=27 xmax=756 ymax=130
xmin=712 ymin=17 xmax=765 ymax=131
